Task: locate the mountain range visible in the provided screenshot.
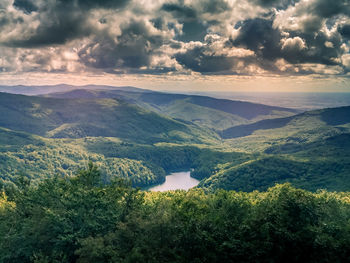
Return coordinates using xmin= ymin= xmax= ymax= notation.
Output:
xmin=0 ymin=85 xmax=349 ymax=192
xmin=44 ymin=87 xmax=299 ymax=130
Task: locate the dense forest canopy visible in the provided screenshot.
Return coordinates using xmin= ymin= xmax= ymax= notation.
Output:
xmin=1 ymin=163 xmax=350 ymax=262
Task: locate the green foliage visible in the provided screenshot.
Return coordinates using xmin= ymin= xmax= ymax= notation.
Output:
xmin=191 ymin=150 xmax=252 ymax=180
xmin=86 ymin=139 xmax=252 ymax=183
xmin=200 ymin=155 xmax=350 ymax=192
xmin=1 ymin=92 xmax=350 ymax=194
xmin=0 ymin=129 xmax=167 ymax=188
xmin=0 ymin=92 xmax=218 ymax=144
xmin=73 ymin=161 xmax=102 ymax=187
xmin=86 ymin=142 xmax=201 ymax=172
xmin=1 ymin=166 xmax=350 ymax=262
xmin=46 ymin=89 xmax=297 ymax=131
xmin=206 ymin=107 xmax=350 ymax=192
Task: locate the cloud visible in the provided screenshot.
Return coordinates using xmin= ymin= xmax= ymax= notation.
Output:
xmin=174 ymin=34 xmax=257 ymax=74
xmin=78 ymin=19 xmax=176 ymax=74
xmin=0 ymin=0 xmax=349 ymax=78
xmin=342 ymin=54 xmax=350 ymax=70
xmin=1 ymin=0 xmax=130 ymax=48
xmin=339 ymin=24 xmax=350 ymax=39
xmin=159 ymin=0 xmax=232 ymax=42
xmin=13 ymin=0 xmax=38 ymax=14
xmin=252 ymin=0 xmax=300 ymax=9
xmin=273 ymin=0 xmax=350 ymax=33
xmin=230 ymin=18 xmax=282 ymax=60
xmin=281 ymin=37 xmax=306 ymax=51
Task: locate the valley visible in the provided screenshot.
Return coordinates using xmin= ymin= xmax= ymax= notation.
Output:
xmin=0 ymin=85 xmax=349 ymax=192
xmin=2 ymin=0 xmax=350 ymax=260
xmin=1 ymin=85 xmax=350 ymax=263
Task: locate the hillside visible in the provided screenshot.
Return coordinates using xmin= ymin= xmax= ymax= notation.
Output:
xmin=0 ymin=127 xmax=169 ymax=187
xmin=0 ymin=92 xmax=217 ymax=144
xmin=45 ymin=88 xmax=299 ymax=130
xmin=199 ymin=153 xmax=350 ymax=192
xmin=199 ymin=107 xmax=350 ymax=192
xmin=222 ymin=106 xmax=350 ymax=140
xmin=1 ymin=90 xmax=350 ymax=193
xmin=0 ymin=126 xmax=253 ymax=189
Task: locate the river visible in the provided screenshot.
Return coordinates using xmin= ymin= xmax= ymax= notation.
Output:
xmin=149 ymin=171 xmax=199 ymax=192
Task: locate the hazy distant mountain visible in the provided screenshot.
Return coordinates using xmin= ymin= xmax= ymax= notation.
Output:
xmin=0 ymin=84 xmax=151 ymax=96
xmin=0 ymin=92 xmax=217 ymax=144
xmin=45 ymin=88 xmax=299 ymax=130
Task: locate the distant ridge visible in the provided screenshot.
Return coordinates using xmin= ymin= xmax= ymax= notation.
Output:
xmin=0 ymin=84 xmax=300 ymax=132
xmin=0 ymin=92 xmax=216 ymax=144
xmin=0 ymin=84 xmax=152 ymax=96
xmin=44 ymin=88 xmax=299 ymax=130
xmin=222 ymin=106 xmax=350 ymax=139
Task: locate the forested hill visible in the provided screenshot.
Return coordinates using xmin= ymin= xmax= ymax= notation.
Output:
xmin=44 ymin=88 xmax=299 ymax=130
xmin=46 ymin=88 xmax=297 ymax=118
xmin=222 ymin=106 xmax=350 ymax=139
xmin=0 ymin=92 xmax=217 ymax=144
xmin=199 ymin=106 xmax=350 ymax=192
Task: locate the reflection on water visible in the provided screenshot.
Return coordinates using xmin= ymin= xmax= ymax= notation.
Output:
xmin=149 ymin=171 xmax=199 ymax=192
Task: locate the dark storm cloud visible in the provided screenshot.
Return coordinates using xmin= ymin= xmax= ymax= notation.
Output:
xmin=160 ymin=0 xmax=230 ymax=42
xmin=230 ymin=19 xmax=282 ymax=60
xmin=174 ymin=19 xmax=283 ymax=74
xmin=13 ymin=0 xmax=38 ymax=14
xmin=161 ymin=3 xmax=197 ymax=19
xmin=286 ymin=31 xmax=343 ymax=65
xmin=14 ymin=0 xmax=129 ymax=13
xmin=175 ymin=46 xmax=237 ymax=73
xmin=161 ymin=3 xmax=206 ymax=42
xmin=233 ymin=17 xmax=343 ymax=66
xmin=310 ymin=0 xmax=350 ymax=18
xmin=5 ymin=0 xmax=130 ymax=48
xmin=161 ymin=0 xmax=230 ymax=17
xmin=252 ymin=0 xmax=300 ymax=9
xmin=200 ymin=0 xmax=231 ymax=14
xmin=176 ymin=21 xmax=208 ymax=42
xmin=339 ymin=24 xmax=350 ymax=39
xmin=79 ymin=20 xmax=167 ymax=72
xmin=7 ymin=14 xmax=90 ymax=48
xmin=176 ymin=14 xmax=347 ymax=75
xmin=59 ymin=0 xmax=130 ymax=10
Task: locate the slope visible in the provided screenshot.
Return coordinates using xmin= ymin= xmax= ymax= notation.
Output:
xmin=222 ymin=106 xmax=350 ymax=140
xmin=45 ymin=88 xmax=299 ymax=130
xmin=0 ymin=92 xmax=218 ymax=144
xmin=200 ymin=106 xmax=350 ymax=192
xmin=0 ymin=127 xmax=167 ymax=187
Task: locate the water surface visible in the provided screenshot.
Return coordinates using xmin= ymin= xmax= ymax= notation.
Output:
xmin=149 ymin=171 xmax=199 ymax=192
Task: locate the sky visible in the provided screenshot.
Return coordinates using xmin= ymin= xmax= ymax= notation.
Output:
xmin=0 ymin=0 xmax=350 ymax=92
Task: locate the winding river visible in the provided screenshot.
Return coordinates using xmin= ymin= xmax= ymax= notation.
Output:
xmin=149 ymin=171 xmax=199 ymax=192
